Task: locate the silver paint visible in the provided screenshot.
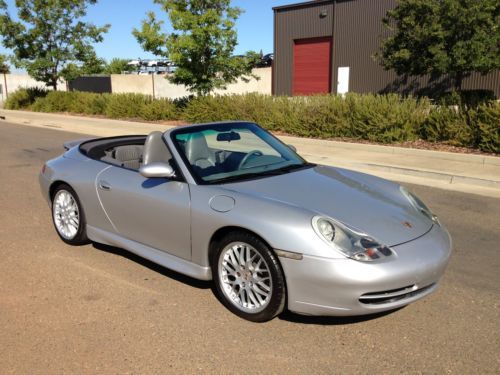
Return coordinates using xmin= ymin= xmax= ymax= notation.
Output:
xmin=209 ymin=195 xmax=235 ymax=212
xmin=39 ymin=123 xmax=452 ymax=316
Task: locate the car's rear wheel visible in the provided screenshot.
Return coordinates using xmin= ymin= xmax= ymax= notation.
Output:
xmin=212 ymin=231 xmax=286 ymax=322
xmin=51 ymin=184 xmax=88 ymax=245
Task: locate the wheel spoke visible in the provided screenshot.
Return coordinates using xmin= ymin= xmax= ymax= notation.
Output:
xmin=247 ymin=288 xmax=259 ymax=306
xmin=237 ymin=246 xmax=246 ymax=266
xmin=238 ymin=289 xmax=247 ymax=306
xmin=245 ymin=246 xmax=251 ymax=264
xmin=222 ymin=263 xmax=236 ymax=276
xmin=227 ymin=249 xmax=238 ymax=269
xmin=251 ymin=285 xmax=266 ymax=304
xmin=69 ymin=219 xmax=79 ymax=229
xmin=256 ymin=281 xmax=271 ymax=293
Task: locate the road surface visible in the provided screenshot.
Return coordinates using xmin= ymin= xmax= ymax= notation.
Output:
xmin=0 ymin=122 xmax=498 ymax=373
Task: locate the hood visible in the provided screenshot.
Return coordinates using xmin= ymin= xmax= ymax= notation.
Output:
xmin=224 ymin=165 xmax=433 ymax=247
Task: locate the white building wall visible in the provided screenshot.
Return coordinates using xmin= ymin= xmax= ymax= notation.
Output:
xmin=110 ymin=67 xmax=272 ymax=99
xmin=0 ymin=74 xmax=66 ymax=103
xmin=0 ymin=67 xmax=271 ymax=103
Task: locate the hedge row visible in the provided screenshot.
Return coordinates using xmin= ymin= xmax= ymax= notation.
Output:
xmin=4 ymin=89 xmax=499 ymax=153
xmin=5 ymin=89 xmax=178 ymax=121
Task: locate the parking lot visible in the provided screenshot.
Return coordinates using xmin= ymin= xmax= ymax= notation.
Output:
xmin=1 ymin=122 xmax=498 ymax=373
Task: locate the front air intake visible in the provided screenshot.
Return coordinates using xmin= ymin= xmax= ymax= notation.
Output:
xmin=359 ymin=284 xmax=435 ymax=305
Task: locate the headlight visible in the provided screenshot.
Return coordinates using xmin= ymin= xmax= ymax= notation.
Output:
xmin=400 ymin=186 xmax=439 ymax=224
xmin=312 ymin=216 xmax=395 ymax=262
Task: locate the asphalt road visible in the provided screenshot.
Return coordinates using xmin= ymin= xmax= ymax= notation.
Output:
xmin=1 ymin=122 xmax=499 ymax=374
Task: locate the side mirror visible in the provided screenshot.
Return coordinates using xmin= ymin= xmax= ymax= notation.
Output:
xmin=288 ymin=144 xmax=297 ymax=152
xmin=139 ymin=162 xmax=175 ymax=178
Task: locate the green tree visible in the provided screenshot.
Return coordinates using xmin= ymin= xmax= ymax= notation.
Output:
xmin=104 ymin=58 xmax=136 ymax=74
xmin=0 ymin=53 xmax=8 ymax=74
xmin=62 ymin=57 xmax=134 ymax=82
xmin=79 ymin=49 xmax=106 ymax=75
xmin=133 ymin=0 xmax=257 ymax=95
xmin=378 ymin=0 xmax=500 ymax=91
xmin=0 ymin=0 xmax=109 ymax=90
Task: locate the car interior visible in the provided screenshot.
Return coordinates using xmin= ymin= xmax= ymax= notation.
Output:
xmin=80 ymin=132 xmax=174 ymax=172
xmin=80 ymin=131 xmax=246 ymax=169
xmin=79 ymin=130 xmax=285 ymax=182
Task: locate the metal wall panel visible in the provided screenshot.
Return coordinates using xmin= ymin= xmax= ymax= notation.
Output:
xmin=68 ymin=76 xmax=112 ymax=94
xmin=274 ymin=1 xmax=334 ymax=95
xmin=332 ymin=0 xmax=396 ymax=94
xmin=332 ymin=0 xmax=500 ymax=96
xmin=275 ymin=0 xmax=500 ymax=97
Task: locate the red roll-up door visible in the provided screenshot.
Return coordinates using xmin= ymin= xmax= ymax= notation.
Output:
xmin=293 ymin=37 xmax=332 ymax=95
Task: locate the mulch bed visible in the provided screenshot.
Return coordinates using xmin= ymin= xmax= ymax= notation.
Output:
xmin=274 ymin=131 xmax=498 ymax=157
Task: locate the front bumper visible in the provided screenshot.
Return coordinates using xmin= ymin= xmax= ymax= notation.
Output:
xmin=279 ymin=224 xmax=452 ymax=316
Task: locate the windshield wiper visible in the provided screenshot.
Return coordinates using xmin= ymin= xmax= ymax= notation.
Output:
xmin=206 ymin=163 xmax=315 ymax=184
xmin=207 ymin=169 xmax=284 ymax=184
xmin=275 ymin=162 xmax=315 ymax=173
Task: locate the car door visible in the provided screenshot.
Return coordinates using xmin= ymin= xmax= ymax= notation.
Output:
xmin=95 ymin=165 xmax=191 ymax=260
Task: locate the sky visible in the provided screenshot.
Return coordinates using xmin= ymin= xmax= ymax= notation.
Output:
xmin=0 ymin=0 xmax=304 ymax=63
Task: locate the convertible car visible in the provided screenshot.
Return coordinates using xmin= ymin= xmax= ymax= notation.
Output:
xmin=39 ymin=122 xmax=452 ymax=322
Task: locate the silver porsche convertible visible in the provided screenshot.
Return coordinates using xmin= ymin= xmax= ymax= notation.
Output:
xmin=39 ymin=122 xmax=452 ymax=322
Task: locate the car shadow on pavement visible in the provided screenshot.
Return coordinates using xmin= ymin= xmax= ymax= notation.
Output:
xmin=91 ymin=242 xmax=212 ymax=290
xmin=278 ymin=308 xmax=404 ymax=325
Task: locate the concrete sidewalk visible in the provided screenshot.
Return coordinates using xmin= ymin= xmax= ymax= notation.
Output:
xmin=2 ymin=109 xmax=499 ymax=198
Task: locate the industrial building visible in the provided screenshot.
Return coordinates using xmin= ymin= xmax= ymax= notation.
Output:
xmin=272 ymin=0 xmax=499 ymax=97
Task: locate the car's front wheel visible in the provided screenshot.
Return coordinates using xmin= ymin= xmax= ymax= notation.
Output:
xmin=212 ymin=231 xmax=286 ymax=322
xmin=51 ymin=184 xmax=88 ymax=245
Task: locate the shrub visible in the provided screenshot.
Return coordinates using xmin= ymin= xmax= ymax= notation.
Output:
xmin=344 ymin=94 xmax=430 ymax=143
xmin=4 ymin=87 xmax=48 ymax=109
xmin=104 ymin=93 xmax=151 ymax=119
xmin=28 ymin=90 xmax=179 ymax=121
xmin=473 ymin=102 xmax=500 ymax=153
xmin=184 ymin=93 xmax=431 ymax=143
xmin=32 ymin=91 xmax=78 ymax=113
xmin=31 ymin=91 xmax=108 ymax=115
xmin=420 ymin=101 xmax=500 ymax=153
xmin=140 ymin=98 xmax=178 ymax=121
xmin=433 ymin=90 xmax=496 ymax=108
xmin=5 ymin=89 xmax=498 ymax=153
xmin=420 ymin=107 xmax=473 ymax=146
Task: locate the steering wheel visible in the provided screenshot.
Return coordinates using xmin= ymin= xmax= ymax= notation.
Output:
xmin=238 ymin=150 xmax=263 ymax=169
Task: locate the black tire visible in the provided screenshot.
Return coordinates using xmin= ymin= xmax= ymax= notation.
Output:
xmin=211 ymin=231 xmax=286 ymax=322
xmin=51 ymin=183 xmax=89 ymax=245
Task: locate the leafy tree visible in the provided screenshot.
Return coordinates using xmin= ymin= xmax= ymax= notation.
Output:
xmin=0 ymin=0 xmax=109 ymax=90
xmin=0 ymin=53 xmax=8 ymax=73
xmin=379 ymin=0 xmax=500 ymax=92
xmin=60 ymin=63 xmax=84 ymax=82
xmin=104 ymin=58 xmax=136 ymax=74
xmin=79 ymin=49 xmax=106 ymax=75
xmin=133 ymin=0 xmax=257 ymax=95
xmin=62 ymin=57 xmax=135 ymax=81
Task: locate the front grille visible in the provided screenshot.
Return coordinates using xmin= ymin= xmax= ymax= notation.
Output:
xmin=359 ymin=283 xmax=435 ymax=305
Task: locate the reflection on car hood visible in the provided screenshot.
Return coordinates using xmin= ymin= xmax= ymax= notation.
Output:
xmin=225 ymin=165 xmax=433 ymax=247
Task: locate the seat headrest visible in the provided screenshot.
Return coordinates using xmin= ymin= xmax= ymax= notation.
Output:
xmin=143 ymin=131 xmax=171 ymax=165
xmin=185 ymin=133 xmax=211 ymax=165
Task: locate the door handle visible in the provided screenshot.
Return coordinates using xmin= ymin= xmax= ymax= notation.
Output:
xmin=98 ymin=180 xmax=111 ymax=190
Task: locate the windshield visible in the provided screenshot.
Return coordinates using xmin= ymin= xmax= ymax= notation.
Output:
xmin=171 ymin=122 xmax=311 ymax=184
